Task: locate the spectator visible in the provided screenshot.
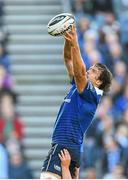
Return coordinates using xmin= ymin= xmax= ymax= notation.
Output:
xmin=9 ymin=151 xmax=33 ymax=179
xmin=84 ymin=29 xmax=99 ymax=45
xmin=77 ymin=16 xmax=90 ymax=53
xmin=7 ymin=142 xmax=33 ymax=179
xmin=121 ymin=108 xmax=128 ymax=125
xmin=0 ymin=65 xmax=12 ymax=90
xmin=71 ymin=0 xmax=94 ymax=18
xmin=103 ymin=164 xmax=126 ymax=179
xmin=106 ymin=42 xmax=123 ymax=72
xmin=115 ymin=124 xmax=128 ymax=149
xmin=82 ymin=29 xmax=99 ymax=68
xmin=99 ymin=32 xmax=120 ymax=71
xmin=123 ymin=42 xmax=128 ymax=65
xmin=109 ymin=43 xmax=122 ymax=63
xmin=95 ymin=96 xmax=113 ymax=121
xmin=85 ymin=167 xmax=97 ymax=179
xmin=96 ymin=116 xmax=114 ymax=149
xmin=124 ymin=152 xmax=128 ymax=178
xmin=113 ymin=84 xmax=128 ymax=119
xmin=6 ymin=138 xmax=21 ymax=155
xmin=87 ymin=49 xmax=103 ymax=66
xmin=103 ymin=12 xmax=120 ymax=34
xmin=0 ymin=28 xmax=9 ymax=53
xmin=0 ymin=89 xmax=24 ymax=144
xmin=110 ymin=61 xmax=127 ymax=101
xmin=0 ymin=43 xmax=11 ymax=73
xmin=114 ymin=0 xmax=128 ymax=17
xmin=0 ymin=143 xmax=8 ymax=178
xmin=92 ymin=0 xmax=114 ymax=13
xmin=113 ymin=61 xmax=126 ymax=85
xmin=83 ymin=41 xmax=96 ymax=69
xmin=101 ymin=136 xmax=126 ymax=175
xmin=81 ymin=138 xmax=99 ymax=169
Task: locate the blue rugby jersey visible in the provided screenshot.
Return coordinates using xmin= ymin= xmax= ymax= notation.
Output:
xmin=52 ymin=80 xmax=103 ymax=149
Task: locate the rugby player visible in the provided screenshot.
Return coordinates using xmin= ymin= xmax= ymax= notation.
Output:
xmin=40 ymin=25 xmax=112 ymax=179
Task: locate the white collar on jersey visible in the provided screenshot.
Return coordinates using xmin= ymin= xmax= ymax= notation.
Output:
xmin=94 ymin=86 xmax=103 ymax=95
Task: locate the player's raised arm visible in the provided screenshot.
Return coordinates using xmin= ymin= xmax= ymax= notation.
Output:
xmin=65 ymin=25 xmax=87 ymax=93
xmin=63 ymin=34 xmax=74 ymax=82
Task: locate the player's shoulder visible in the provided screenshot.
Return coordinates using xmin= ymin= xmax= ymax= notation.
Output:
xmin=87 ymin=81 xmax=103 ymax=96
xmin=78 ymin=80 xmax=103 ymax=102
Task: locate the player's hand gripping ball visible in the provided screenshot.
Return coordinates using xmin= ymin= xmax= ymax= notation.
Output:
xmin=47 ymin=13 xmax=75 ymax=36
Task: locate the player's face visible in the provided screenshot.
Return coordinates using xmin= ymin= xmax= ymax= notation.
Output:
xmin=86 ymin=65 xmax=101 ymax=87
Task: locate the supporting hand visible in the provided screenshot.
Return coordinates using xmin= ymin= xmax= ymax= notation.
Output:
xmin=58 ymin=149 xmax=71 ymax=168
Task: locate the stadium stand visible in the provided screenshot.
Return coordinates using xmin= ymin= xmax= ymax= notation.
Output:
xmin=3 ymin=0 xmax=69 ymax=178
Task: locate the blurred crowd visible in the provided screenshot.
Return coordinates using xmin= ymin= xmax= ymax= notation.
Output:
xmin=0 ymin=1 xmax=33 ymax=179
xmin=70 ymin=0 xmax=128 ymax=179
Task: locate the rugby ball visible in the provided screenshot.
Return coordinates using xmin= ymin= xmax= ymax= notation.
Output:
xmin=47 ymin=13 xmax=75 ymax=36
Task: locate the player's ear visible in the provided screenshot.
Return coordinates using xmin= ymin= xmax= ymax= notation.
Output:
xmin=96 ymin=79 xmax=102 ymax=87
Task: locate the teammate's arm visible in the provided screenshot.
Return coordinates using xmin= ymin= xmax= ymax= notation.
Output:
xmin=65 ymin=26 xmax=87 ymax=93
xmin=63 ymin=36 xmax=74 ymax=82
xmin=58 ymin=149 xmax=72 ymax=179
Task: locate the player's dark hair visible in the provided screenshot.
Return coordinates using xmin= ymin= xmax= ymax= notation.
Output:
xmin=95 ymin=63 xmax=113 ymax=92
